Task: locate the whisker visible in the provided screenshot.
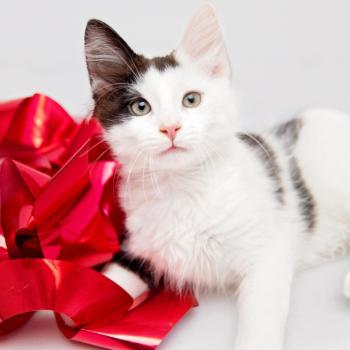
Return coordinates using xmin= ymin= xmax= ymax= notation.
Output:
xmin=142 ymin=153 xmax=148 ymax=201
xmin=79 ymin=138 xmax=105 ymax=158
xmin=86 ymin=147 xmax=110 ymax=172
xmin=123 ymin=149 xmax=145 ymax=206
xmin=149 ymin=154 xmax=161 ymax=197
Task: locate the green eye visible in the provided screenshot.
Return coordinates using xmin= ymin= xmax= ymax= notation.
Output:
xmin=182 ymin=91 xmax=201 ymax=108
xmin=130 ymin=98 xmax=151 ymax=116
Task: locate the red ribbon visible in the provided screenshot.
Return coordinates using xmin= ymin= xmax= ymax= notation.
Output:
xmin=0 ymin=94 xmax=196 ymax=349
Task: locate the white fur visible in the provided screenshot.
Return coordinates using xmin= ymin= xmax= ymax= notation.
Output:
xmin=99 ymin=5 xmax=350 ymax=350
xmin=102 ymin=262 xmax=149 ymax=299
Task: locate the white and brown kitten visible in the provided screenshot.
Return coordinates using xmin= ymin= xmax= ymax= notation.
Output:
xmin=84 ymin=4 xmax=350 ymax=350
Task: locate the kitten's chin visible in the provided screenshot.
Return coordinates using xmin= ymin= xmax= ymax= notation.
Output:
xmin=114 ymin=144 xmax=206 ymax=173
xmin=155 ymin=147 xmax=200 ymax=170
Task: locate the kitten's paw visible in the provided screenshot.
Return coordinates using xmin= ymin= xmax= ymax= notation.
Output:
xmin=344 ymin=271 xmax=350 ymax=298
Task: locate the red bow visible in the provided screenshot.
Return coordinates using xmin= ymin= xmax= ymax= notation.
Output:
xmin=0 ymin=94 xmax=196 ymax=349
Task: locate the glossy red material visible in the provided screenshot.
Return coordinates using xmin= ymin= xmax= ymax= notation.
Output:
xmin=0 ymin=94 xmax=196 ymax=349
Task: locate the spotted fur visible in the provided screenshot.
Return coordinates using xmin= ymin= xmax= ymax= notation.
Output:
xmin=238 ymin=133 xmax=285 ymax=204
xmin=289 ymin=157 xmax=316 ymax=231
xmin=274 ymin=118 xmax=303 ymax=152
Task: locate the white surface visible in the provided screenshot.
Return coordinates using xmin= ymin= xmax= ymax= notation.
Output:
xmin=1 ymin=257 xmax=350 ymax=349
xmin=1 ymin=0 xmax=350 ymax=349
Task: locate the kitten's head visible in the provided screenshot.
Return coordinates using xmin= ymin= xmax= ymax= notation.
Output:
xmin=85 ymin=4 xmax=236 ymax=172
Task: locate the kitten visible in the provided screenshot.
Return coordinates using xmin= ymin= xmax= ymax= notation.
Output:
xmin=84 ymin=4 xmax=350 ymax=350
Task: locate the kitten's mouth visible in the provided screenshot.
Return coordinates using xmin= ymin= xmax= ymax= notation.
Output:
xmin=160 ymin=145 xmax=187 ymax=156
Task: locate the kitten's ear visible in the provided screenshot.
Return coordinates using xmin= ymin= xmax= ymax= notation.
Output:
xmin=84 ymin=19 xmax=136 ymax=95
xmin=177 ymin=4 xmax=232 ymax=79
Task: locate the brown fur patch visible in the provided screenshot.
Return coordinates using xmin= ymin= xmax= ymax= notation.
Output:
xmin=90 ymin=52 xmax=178 ymax=128
xmin=238 ymin=133 xmax=285 ymax=204
xmin=150 ymin=54 xmax=178 ymax=72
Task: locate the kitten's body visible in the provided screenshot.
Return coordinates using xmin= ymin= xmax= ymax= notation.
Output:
xmin=84 ymin=5 xmax=350 ymax=350
xmin=116 ymin=108 xmax=350 ymax=350
xmin=119 ymin=108 xmax=350 ymax=289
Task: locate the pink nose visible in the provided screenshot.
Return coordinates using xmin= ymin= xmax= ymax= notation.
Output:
xmin=159 ymin=125 xmax=181 ymax=142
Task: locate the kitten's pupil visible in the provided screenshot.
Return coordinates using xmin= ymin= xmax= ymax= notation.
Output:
xmin=138 ymin=101 xmax=146 ymax=110
xmin=187 ymin=95 xmax=195 ymax=104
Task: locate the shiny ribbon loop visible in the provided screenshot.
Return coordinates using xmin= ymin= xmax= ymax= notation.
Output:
xmin=0 ymin=259 xmax=133 ymax=326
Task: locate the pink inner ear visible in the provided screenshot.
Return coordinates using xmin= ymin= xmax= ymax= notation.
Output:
xmin=212 ymin=63 xmax=224 ymax=77
xmin=190 ymin=39 xmax=218 ymax=60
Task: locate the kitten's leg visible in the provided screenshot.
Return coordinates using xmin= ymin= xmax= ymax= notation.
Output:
xmin=234 ymin=245 xmax=295 ymax=350
xmin=102 ymin=265 xmax=149 ymax=302
xmin=101 ymin=252 xmax=156 ymax=310
xmin=109 ymin=252 xmax=154 ymax=288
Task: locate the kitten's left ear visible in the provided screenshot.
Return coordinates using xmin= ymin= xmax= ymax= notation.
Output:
xmin=84 ymin=19 xmax=137 ymax=95
xmin=177 ymin=4 xmax=232 ymax=80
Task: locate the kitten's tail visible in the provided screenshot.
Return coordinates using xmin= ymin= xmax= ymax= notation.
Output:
xmin=344 ymin=272 xmax=350 ymax=298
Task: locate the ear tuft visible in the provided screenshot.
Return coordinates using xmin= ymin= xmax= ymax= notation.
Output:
xmin=177 ymin=4 xmax=232 ymax=79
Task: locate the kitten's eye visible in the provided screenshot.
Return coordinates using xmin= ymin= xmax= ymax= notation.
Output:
xmin=129 ymin=98 xmax=151 ymax=116
xmin=182 ymin=92 xmax=201 ymax=108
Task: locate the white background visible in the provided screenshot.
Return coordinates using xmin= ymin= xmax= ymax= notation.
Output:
xmin=1 ymin=0 xmax=350 ymax=349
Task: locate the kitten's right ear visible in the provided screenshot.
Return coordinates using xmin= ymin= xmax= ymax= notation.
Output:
xmin=177 ymin=4 xmax=231 ymax=80
xmin=84 ymin=19 xmax=136 ymax=95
